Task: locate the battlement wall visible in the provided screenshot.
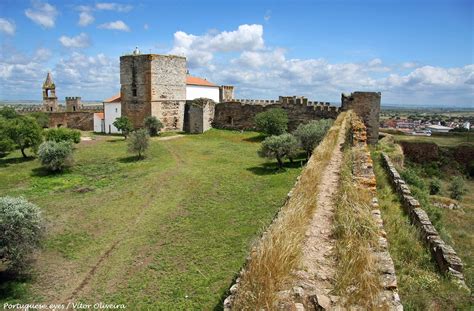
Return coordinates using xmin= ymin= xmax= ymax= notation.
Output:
xmin=213 ymin=96 xmax=339 ymax=131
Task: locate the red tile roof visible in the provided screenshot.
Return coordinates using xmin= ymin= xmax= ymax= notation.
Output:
xmin=103 ymin=93 xmax=121 ymax=103
xmin=186 ymin=76 xmax=217 ymax=87
xmin=94 ymin=112 xmax=104 ymax=119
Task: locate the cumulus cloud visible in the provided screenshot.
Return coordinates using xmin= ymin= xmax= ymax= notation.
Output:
xmin=0 ymin=46 xmax=119 ymax=100
xmin=96 ymin=3 xmax=133 ymax=12
xmin=25 ymin=1 xmax=58 ymax=28
xmin=0 ymin=18 xmax=15 ymax=35
xmin=98 ymin=20 xmax=130 ymax=31
xmin=78 ymin=11 xmax=94 ymax=27
xmin=59 ymin=33 xmax=91 ymax=48
xmin=170 ymin=24 xmax=264 ymax=67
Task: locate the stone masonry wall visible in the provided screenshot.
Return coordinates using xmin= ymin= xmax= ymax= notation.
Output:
xmin=184 ymin=99 xmax=216 ymax=134
xmin=381 ymin=153 xmax=467 ymax=288
xmin=120 ymin=54 xmax=186 ymax=130
xmin=48 ymin=112 xmax=94 ymax=131
xmin=213 ymin=97 xmax=339 ymax=131
xmin=351 ymin=116 xmax=403 ymax=309
xmin=342 ymin=92 xmax=381 ymax=145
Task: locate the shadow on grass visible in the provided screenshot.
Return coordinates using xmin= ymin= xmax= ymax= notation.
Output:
xmin=118 ymin=155 xmax=143 ymax=163
xmin=106 ymin=138 xmax=126 ymax=143
xmin=0 ymin=270 xmax=31 ymax=301
xmin=243 ymin=134 xmax=266 ymax=143
xmin=30 ymin=166 xmax=72 ymax=177
xmin=247 ymin=160 xmax=306 ymax=175
xmin=0 ymin=156 xmax=35 ymax=168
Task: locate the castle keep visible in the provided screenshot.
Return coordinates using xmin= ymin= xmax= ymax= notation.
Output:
xmin=120 ymin=54 xmax=187 ymax=130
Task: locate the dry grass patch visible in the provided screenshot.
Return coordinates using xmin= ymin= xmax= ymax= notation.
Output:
xmin=333 ymin=147 xmax=380 ymax=308
xmin=232 ymin=112 xmax=349 ymax=309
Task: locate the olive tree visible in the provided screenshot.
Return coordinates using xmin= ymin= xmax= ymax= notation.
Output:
xmin=294 ymin=119 xmax=333 ymax=159
xmin=128 ymin=129 xmax=150 ymax=159
xmin=0 ymin=196 xmax=43 ymax=272
xmin=144 ymin=116 xmax=163 ymax=136
xmin=258 ymin=133 xmax=299 ymax=168
xmin=45 ymin=128 xmax=81 ymax=144
xmin=254 ymin=108 xmax=289 ymax=136
xmin=113 ymin=116 xmax=133 ymax=139
xmin=38 ymin=141 xmax=74 ymax=172
xmin=449 ymin=176 xmax=466 ymax=201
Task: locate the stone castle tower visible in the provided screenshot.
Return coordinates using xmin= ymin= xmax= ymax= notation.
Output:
xmin=120 ymin=53 xmax=187 ymax=130
xmin=66 ymin=97 xmax=82 ymax=112
xmin=42 ymin=72 xmax=58 ymax=112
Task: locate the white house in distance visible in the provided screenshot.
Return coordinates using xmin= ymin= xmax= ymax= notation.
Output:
xmin=426 ymin=124 xmax=452 ymax=133
xmin=94 ymin=75 xmax=220 ymax=133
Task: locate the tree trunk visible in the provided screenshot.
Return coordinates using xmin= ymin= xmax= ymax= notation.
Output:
xmin=276 ymin=156 xmax=283 ymax=168
xmin=20 ymin=147 xmax=27 ymax=158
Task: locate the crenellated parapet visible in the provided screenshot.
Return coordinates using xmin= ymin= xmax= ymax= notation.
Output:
xmin=213 ymin=96 xmax=340 ymax=131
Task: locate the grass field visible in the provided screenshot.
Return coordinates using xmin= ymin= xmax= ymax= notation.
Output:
xmin=0 ymin=129 xmax=302 ymax=309
xmin=383 ymin=132 xmax=474 ymax=147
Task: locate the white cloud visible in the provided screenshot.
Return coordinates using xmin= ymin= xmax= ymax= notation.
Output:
xmin=98 ymin=20 xmax=130 ymax=32
xmin=78 ymin=11 xmax=94 ymax=27
xmin=96 ymin=3 xmax=133 ymax=12
xmin=0 ymin=18 xmax=15 ymax=35
xmin=368 ymin=58 xmax=382 ymax=66
xmin=170 ymin=24 xmax=264 ymax=68
xmin=144 ymin=23 xmax=149 ymax=30
xmin=401 ymin=61 xmax=419 ymax=69
xmin=59 ymin=33 xmax=91 ymax=48
xmin=25 ymin=1 xmax=58 ymax=28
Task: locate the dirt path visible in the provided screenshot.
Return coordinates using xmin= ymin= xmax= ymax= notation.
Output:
xmin=288 ymin=119 xmax=347 ymax=309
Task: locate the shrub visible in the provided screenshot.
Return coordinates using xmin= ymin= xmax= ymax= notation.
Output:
xmin=401 ymin=167 xmax=426 ymax=191
xmin=254 ymin=108 xmax=288 ymax=136
xmin=258 ymin=133 xmax=299 ymax=168
xmin=45 ymin=128 xmax=81 ymax=144
xmin=0 ymin=196 xmax=43 ymax=272
xmin=113 ymin=116 xmax=133 ymax=139
xmin=0 ymin=117 xmax=14 ymax=158
xmin=128 ymin=129 xmax=150 ymax=159
xmin=429 ymin=178 xmax=442 ymax=195
xmin=448 ymin=176 xmax=466 ymax=201
xmin=30 ymin=112 xmax=49 ymax=128
xmin=6 ymin=116 xmax=43 ymax=158
xmin=0 ymin=107 xmax=18 ymax=119
xmin=294 ymin=119 xmax=333 ymax=159
xmin=144 ymin=116 xmax=163 ymax=136
xmin=38 ymin=141 xmax=74 ymax=172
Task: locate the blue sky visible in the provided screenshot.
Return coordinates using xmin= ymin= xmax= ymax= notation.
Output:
xmin=0 ymin=0 xmax=472 ymax=106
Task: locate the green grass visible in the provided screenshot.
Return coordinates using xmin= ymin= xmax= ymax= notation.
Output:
xmin=0 ymin=129 xmax=302 ymax=309
xmin=386 ymin=132 xmax=474 ymax=147
xmin=372 ymin=152 xmax=471 ymax=310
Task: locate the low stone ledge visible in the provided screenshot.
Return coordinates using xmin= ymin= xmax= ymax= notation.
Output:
xmin=381 ymin=153 xmax=468 ymax=289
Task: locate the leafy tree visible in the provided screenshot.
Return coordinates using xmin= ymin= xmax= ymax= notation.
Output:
xmin=7 ymin=116 xmax=43 ymax=158
xmin=258 ymin=133 xmax=299 ymax=168
xmin=429 ymin=178 xmax=442 ymax=195
xmin=144 ymin=116 xmax=163 ymax=136
xmin=45 ymin=128 xmax=81 ymax=144
xmin=448 ymin=176 xmax=466 ymax=201
xmin=0 ymin=196 xmax=43 ymax=272
xmin=294 ymin=119 xmax=333 ymax=159
xmin=0 ymin=117 xmax=15 ymax=158
xmin=128 ymin=129 xmax=150 ymax=159
xmin=113 ymin=116 xmax=133 ymax=139
xmin=38 ymin=141 xmax=74 ymax=172
xmin=0 ymin=107 xmax=18 ymax=119
xmin=255 ymin=108 xmax=289 ymax=136
xmin=30 ymin=112 xmax=50 ymax=128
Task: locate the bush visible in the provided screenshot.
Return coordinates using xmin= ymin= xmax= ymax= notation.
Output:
xmin=38 ymin=141 xmax=74 ymax=172
xmin=113 ymin=116 xmax=133 ymax=139
xmin=0 ymin=196 xmax=43 ymax=272
xmin=45 ymin=128 xmax=81 ymax=144
xmin=258 ymin=133 xmax=299 ymax=168
xmin=401 ymin=167 xmax=427 ymax=191
xmin=294 ymin=119 xmax=333 ymax=158
xmin=429 ymin=178 xmax=442 ymax=195
xmin=128 ymin=129 xmax=150 ymax=159
xmin=30 ymin=112 xmax=49 ymax=128
xmin=144 ymin=116 xmax=163 ymax=136
xmin=448 ymin=176 xmax=466 ymax=201
xmin=0 ymin=117 xmax=14 ymax=158
xmin=254 ymin=108 xmax=288 ymax=136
